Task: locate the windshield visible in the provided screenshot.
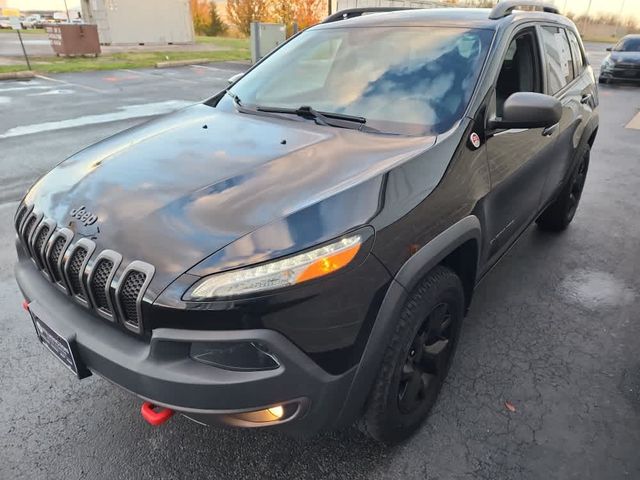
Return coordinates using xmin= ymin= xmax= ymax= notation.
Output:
xmin=226 ymin=26 xmax=494 ymax=135
xmin=614 ymin=37 xmax=640 ymax=52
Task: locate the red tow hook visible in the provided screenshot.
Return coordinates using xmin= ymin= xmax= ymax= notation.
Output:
xmin=140 ymin=402 xmax=174 ymax=426
xmin=22 ymin=300 xmax=30 ymax=311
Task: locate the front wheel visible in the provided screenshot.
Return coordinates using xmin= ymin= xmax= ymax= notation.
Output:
xmin=358 ymin=266 xmax=465 ymax=444
xmin=537 ymin=144 xmax=590 ymax=232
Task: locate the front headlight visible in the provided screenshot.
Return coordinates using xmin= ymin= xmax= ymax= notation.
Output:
xmin=601 ymin=57 xmax=614 ymax=70
xmin=184 ymin=234 xmax=363 ymax=300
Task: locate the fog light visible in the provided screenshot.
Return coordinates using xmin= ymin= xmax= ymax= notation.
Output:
xmin=267 ymin=405 xmax=284 ymax=419
xmin=230 ymin=403 xmax=298 ymax=424
xmin=190 ymin=341 xmax=279 ymax=371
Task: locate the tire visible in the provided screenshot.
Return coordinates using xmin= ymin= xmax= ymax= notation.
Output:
xmin=358 ymin=265 xmax=465 ymax=444
xmin=536 ymin=144 xmax=590 ymax=232
xmin=598 ymin=76 xmax=608 ymax=84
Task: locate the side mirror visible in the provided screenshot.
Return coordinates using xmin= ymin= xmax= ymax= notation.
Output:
xmin=227 ymin=72 xmax=244 ymax=85
xmin=606 ymin=47 xmax=612 ymax=51
xmin=490 ymin=92 xmax=562 ymax=130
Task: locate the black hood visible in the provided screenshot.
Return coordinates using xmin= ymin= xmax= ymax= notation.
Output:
xmin=24 ymin=104 xmax=434 ymax=294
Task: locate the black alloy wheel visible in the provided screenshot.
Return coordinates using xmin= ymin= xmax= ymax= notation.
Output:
xmin=398 ymin=302 xmax=454 ymax=414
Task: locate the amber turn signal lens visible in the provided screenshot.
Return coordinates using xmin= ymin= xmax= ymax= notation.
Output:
xmin=185 ymin=234 xmax=363 ymax=300
xmin=295 ymin=244 xmax=361 ymax=284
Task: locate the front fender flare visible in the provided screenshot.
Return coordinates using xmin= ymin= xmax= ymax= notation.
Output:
xmin=335 ymin=215 xmax=482 ymax=427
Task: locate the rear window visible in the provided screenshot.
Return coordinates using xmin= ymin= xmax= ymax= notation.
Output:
xmin=540 ymin=26 xmax=574 ymax=94
xmin=227 ymin=26 xmax=494 ymax=135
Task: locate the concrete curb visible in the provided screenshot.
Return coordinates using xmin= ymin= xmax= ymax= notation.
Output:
xmin=0 ymin=70 xmax=36 ymax=81
xmin=155 ymin=59 xmax=215 ymax=68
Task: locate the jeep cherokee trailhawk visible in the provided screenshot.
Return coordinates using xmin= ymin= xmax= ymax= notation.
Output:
xmin=14 ymin=1 xmax=598 ymax=443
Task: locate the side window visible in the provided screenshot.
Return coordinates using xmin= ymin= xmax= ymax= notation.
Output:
xmin=566 ymin=29 xmax=585 ymax=76
xmin=540 ymin=26 xmax=574 ymax=94
xmin=495 ymin=30 xmax=542 ymax=117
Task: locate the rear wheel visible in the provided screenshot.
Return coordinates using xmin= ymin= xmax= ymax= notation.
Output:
xmin=358 ymin=266 xmax=465 ymax=444
xmin=536 ymin=144 xmax=590 ymax=232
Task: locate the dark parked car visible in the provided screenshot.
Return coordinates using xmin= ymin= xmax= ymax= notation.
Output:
xmin=14 ymin=1 xmax=598 ymax=443
xmin=600 ymin=34 xmax=640 ymax=84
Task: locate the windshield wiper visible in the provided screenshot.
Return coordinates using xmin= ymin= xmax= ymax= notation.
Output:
xmin=232 ymin=100 xmax=385 ymax=133
xmin=256 ymin=105 xmax=370 ymax=130
xmin=225 ymin=89 xmax=242 ymax=107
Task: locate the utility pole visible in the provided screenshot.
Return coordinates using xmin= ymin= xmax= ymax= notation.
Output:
xmin=582 ymin=0 xmax=593 ymax=36
xmin=63 ymin=0 xmax=71 ymax=22
xmin=615 ymin=0 xmax=627 ymax=38
xmin=16 ymin=30 xmax=32 ymax=70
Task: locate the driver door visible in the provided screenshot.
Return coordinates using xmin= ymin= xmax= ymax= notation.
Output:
xmin=484 ymin=27 xmax=557 ymax=260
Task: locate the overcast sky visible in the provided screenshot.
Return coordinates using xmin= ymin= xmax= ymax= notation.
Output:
xmin=8 ymin=0 xmax=640 ymax=19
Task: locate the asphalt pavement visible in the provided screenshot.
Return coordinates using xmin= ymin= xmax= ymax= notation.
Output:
xmin=1 ymin=48 xmax=640 ymax=480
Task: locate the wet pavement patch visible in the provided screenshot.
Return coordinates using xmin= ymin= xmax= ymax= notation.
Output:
xmin=559 ymin=269 xmax=636 ymax=309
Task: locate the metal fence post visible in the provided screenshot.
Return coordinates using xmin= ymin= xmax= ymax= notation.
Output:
xmin=250 ymin=22 xmax=260 ymax=64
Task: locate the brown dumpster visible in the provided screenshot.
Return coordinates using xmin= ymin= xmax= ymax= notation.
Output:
xmin=45 ymin=24 xmax=101 ymax=57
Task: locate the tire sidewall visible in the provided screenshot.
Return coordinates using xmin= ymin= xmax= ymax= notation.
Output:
xmin=370 ymin=268 xmax=465 ymax=441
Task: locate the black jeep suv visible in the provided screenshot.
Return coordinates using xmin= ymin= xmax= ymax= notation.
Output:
xmin=14 ymin=1 xmax=598 ymax=443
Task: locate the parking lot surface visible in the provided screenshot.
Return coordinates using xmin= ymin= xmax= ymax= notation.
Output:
xmin=1 ymin=48 xmax=640 ymax=480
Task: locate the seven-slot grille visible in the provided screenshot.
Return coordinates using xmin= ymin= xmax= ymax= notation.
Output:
xmin=14 ymin=204 xmax=153 ymax=333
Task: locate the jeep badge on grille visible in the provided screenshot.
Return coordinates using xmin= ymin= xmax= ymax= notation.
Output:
xmin=70 ymin=206 xmax=98 ymax=227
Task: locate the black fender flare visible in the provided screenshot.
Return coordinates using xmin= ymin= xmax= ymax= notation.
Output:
xmin=334 ymin=215 xmax=482 ymax=427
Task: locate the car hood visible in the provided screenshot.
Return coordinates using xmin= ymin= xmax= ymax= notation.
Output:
xmin=25 ymin=103 xmax=434 ymax=293
xmin=610 ymin=51 xmax=640 ymax=64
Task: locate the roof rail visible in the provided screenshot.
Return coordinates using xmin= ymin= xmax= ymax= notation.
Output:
xmin=322 ymin=7 xmax=418 ymax=24
xmin=488 ymin=1 xmax=560 ymax=20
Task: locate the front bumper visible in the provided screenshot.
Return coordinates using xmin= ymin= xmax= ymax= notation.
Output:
xmin=16 ymin=259 xmax=356 ymax=436
xmin=600 ymin=67 xmax=640 ymax=82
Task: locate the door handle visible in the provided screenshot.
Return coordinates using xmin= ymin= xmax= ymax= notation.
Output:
xmin=580 ymin=93 xmax=593 ymax=104
xmin=542 ymin=123 xmax=559 ymax=137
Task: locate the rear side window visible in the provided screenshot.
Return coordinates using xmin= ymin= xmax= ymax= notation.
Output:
xmin=566 ymin=30 xmax=585 ymax=76
xmin=540 ymin=26 xmax=574 ymax=94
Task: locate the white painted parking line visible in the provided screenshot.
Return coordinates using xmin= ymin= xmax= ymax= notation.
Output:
xmin=189 ymin=65 xmax=232 ymax=80
xmin=35 ymin=74 xmax=107 ymax=94
xmin=29 ymin=89 xmax=75 ymax=96
xmin=0 ymin=85 xmax=52 ymax=93
xmin=626 ymin=112 xmax=640 ymax=130
xmin=190 ymin=64 xmax=228 ymax=72
xmin=0 ymin=100 xmax=193 ymax=139
xmin=122 ymin=68 xmax=202 ymax=85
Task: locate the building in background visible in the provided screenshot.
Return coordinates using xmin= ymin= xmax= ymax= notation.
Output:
xmin=80 ymin=0 xmax=194 ymax=45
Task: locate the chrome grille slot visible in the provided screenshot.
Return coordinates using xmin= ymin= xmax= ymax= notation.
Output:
xmin=67 ymin=247 xmax=88 ymax=298
xmin=22 ymin=215 xmax=37 ymax=247
xmin=34 ymin=226 xmax=50 ymax=255
xmin=15 ymin=205 xmax=28 ymax=232
xmin=120 ymin=271 xmax=145 ymax=326
xmin=91 ymin=259 xmax=113 ymax=312
xmin=49 ymin=236 xmax=67 ymax=283
xmin=33 ymin=224 xmax=51 ymax=270
xmin=116 ymin=261 xmax=154 ymax=334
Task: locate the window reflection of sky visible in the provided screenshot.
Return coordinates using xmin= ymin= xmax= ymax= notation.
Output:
xmin=232 ymin=27 xmax=493 ymax=135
